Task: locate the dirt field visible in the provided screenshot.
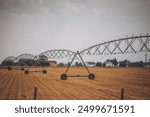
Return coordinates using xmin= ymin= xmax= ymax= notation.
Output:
xmin=0 ymin=67 xmax=150 ymax=100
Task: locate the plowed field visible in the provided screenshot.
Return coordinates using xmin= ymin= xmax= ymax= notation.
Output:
xmin=0 ymin=67 xmax=150 ymax=100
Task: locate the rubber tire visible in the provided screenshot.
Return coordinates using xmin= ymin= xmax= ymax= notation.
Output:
xmin=24 ymin=70 xmax=29 ymax=74
xmin=21 ymin=68 xmax=25 ymax=71
xmin=43 ymin=70 xmax=47 ymax=74
xmin=88 ymin=73 xmax=95 ymax=80
xmin=8 ymin=66 xmax=12 ymax=71
xmin=61 ymin=74 xmax=67 ymax=80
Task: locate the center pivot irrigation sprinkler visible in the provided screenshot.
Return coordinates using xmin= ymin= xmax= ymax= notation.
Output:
xmin=24 ymin=56 xmax=47 ymax=74
xmin=61 ymin=51 xmax=95 ymax=80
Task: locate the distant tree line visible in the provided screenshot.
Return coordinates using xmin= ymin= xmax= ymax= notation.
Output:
xmin=1 ymin=57 xmax=150 ymax=68
xmin=95 ymin=58 xmax=150 ymax=67
xmin=1 ymin=59 xmax=50 ymax=66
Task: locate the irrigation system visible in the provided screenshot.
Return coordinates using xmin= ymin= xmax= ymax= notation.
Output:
xmin=1 ymin=34 xmax=150 ymax=80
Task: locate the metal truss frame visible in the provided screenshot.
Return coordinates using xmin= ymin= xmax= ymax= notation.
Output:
xmin=1 ymin=54 xmax=46 ymax=73
xmin=15 ymin=53 xmax=35 ymax=62
xmin=80 ymin=35 xmax=150 ymax=55
xmin=38 ymin=49 xmax=77 ymax=60
xmin=1 ymin=56 xmax=16 ymax=65
xmin=15 ymin=54 xmax=47 ymax=74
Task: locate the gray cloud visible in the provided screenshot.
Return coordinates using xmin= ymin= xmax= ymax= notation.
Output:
xmin=0 ymin=0 xmax=150 ymax=63
xmin=0 ymin=0 xmax=39 ymax=14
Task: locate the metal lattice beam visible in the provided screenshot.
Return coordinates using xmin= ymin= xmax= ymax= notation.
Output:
xmin=37 ymin=49 xmax=77 ymax=60
xmin=80 ymin=34 xmax=150 ymax=55
xmin=15 ymin=53 xmax=35 ymax=62
xmin=1 ymin=56 xmax=16 ymax=65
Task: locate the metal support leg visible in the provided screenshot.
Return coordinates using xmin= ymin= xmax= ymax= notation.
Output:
xmin=78 ymin=51 xmax=91 ymax=74
xmin=65 ymin=53 xmax=77 ymax=74
xmin=61 ymin=51 xmax=95 ymax=80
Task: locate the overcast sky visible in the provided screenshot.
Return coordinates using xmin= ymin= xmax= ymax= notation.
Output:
xmin=0 ymin=0 xmax=150 ymax=63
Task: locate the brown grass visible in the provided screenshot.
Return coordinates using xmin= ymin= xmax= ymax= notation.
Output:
xmin=0 ymin=67 xmax=150 ymax=100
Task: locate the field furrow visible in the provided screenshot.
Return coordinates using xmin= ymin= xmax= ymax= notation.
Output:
xmin=0 ymin=67 xmax=150 ymax=100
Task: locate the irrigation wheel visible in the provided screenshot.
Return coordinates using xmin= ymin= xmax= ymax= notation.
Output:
xmin=88 ymin=73 xmax=95 ymax=80
xmin=43 ymin=70 xmax=47 ymax=74
xmin=61 ymin=74 xmax=67 ymax=80
xmin=7 ymin=66 xmax=12 ymax=71
xmin=24 ymin=70 xmax=29 ymax=74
